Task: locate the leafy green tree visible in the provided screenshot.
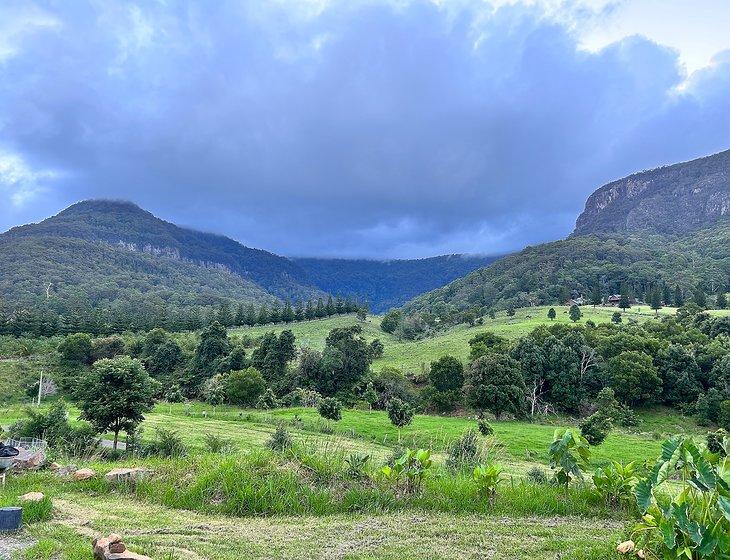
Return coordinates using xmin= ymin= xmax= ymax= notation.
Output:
xmin=318 ymin=397 xmax=342 ymax=421
xmin=380 ymin=310 xmax=402 ymax=333
xmin=611 ymin=311 xmax=622 ymax=324
xmin=387 ymin=397 xmax=414 ymax=441
xmin=429 ymin=355 xmax=464 ymax=393
xmin=318 ymin=326 xmax=371 ymax=396
xmin=547 ymin=307 xmax=556 ymax=321
xmin=251 ymin=330 xmax=297 ymax=385
xmin=717 ymin=291 xmax=728 ymax=310
xmin=78 ymin=356 xmax=159 ymax=450
xmin=369 ymin=338 xmax=384 ymax=359
xmin=568 ymin=304 xmax=582 ymax=322
xmin=91 ymin=336 xmax=125 ymax=362
xmin=693 ymin=286 xmax=708 ymax=308
xmin=662 ymin=284 xmax=672 ymax=307
xmin=656 ymin=344 xmax=702 ymax=405
xmin=58 ymin=333 xmax=93 ymax=365
xmin=606 ymin=351 xmax=662 ymax=406
xmin=363 ymin=382 xmax=378 ymax=412
xmin=548 ymin=428 xmax=591 ymax=487
xmin=506 ymin=306 xmax=515 ymax=317
xmin=225 ymin=367 xmax=266 ymax=407
xmin=464 ymin=354 xmax=526 ymax=419
xmin=579 ymin=413 xmax=612 ymax=445
xmin=145 ymin=340 xmax=183 ymax=380
xmin=468 ymin=332 xmax=508 ymax=361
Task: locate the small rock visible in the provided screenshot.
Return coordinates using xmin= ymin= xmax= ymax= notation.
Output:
xmin=48 ymin=462 xmax=62 ymax=471
xmin=92 ymin=534 xmax=151 ymax=560
xmin=617 ymin=540 xmax=635 ymax=554
xmin=73 ymin=468 xmax=96 ymax=481
xmin=104 ymin=467 xmax=153 ymax=484
xmin=637 ymin=551 xmax=646 ymax=559
xmin=20 ymin=492 xmax=45 ymax=502
xmin=109 ymin=542 xmax=126 ymax=553
xmin=108 ymin=534 xmax=123 ymax=544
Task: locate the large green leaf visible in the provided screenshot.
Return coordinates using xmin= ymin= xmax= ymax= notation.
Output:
xmin=719 ymin=496 xmax=730 ymax=522
xmin=635 ymin=477 xmax=654 ymax=512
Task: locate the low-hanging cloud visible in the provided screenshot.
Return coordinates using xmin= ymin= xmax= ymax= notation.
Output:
xmin=1 ymin=0 xmax=729 ymax=258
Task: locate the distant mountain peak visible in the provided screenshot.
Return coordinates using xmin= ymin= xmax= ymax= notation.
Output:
xmin=574 ymin=149 xmax=730 ymax=236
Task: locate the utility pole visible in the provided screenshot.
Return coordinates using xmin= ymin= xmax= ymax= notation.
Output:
xmin=37 ymin=370 xmax=43 ymax=406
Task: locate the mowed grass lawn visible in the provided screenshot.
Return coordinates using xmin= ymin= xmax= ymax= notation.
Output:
xmin=230 ymin=306 xmax=694 ymax=374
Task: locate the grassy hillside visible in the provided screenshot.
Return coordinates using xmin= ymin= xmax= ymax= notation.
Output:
xmin=403 ymin=221 xmax=730 ymax=318
xmin=231 ymin=305 xmax=695 ymax=373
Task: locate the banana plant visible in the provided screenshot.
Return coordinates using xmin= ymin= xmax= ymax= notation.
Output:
xmin=631 ymin=435 xmax=730 ymax=559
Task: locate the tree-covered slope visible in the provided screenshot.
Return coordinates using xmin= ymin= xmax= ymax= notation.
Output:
xmin=295 ymin=254 xmax=500 ymax=312
xmin=403 ymin=221 xmax=730 ymax=318
xmin=4 ymin=200 xmax=321 ymax=302
xmin=0 ymin=235 xmax=278 ymax=316
xmin=574 ymin=149 xmax=730 ymax=236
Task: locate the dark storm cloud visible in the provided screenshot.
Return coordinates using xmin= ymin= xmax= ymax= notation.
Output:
xmin=1 ymin=0 xmax=729 ymax=258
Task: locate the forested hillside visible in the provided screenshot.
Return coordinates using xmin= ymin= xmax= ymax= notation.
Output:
xmin=3 ymin=200 xmax=322 ymax=302
xmin=403 ymin=221 xmax=730 ymax=321
xmin=295 ymin=254 xmax=499 ymax=312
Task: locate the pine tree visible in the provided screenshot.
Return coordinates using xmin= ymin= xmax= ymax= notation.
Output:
xmin=619 ymin=284 xmax=631 ymax=310
xmin=305 ymin=301 xmax=315 ymax=320
xmin=235 ymin=303 xmax=246 ymax=326
xmin=590 ymin=283 xmax=602 ymax=307
xmin=257 ymin=304 xmax=269 ymax=325
xmin=674 ymin=284 xmax=684 ymax=307
xmin=547 ymin=307 xmax=556 ymax=321
xmin=315 ymin=298 xmax=326 ymax=318
xmin=294 ymin=300 xmax=304 ymax=321
xmin=325 ymin=296 xmax=335 ymax=316
xmin=662 ymin=284 xmax=672 ymax=307
xmin=244 ymin=303 xmax=256 ymax=326
xmin=281 ymin=300 xmax=294 ymax=323
xmin=693 ymin=286 xmax=707 ymax=308
xmin=650 ymin=286 xmax=662 ymax=315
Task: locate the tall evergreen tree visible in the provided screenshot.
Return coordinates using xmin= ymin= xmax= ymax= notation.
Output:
xmin=590 ymin=283 xmax=602 ymax=307
xmin=662 ymin=284 xmax=672 ymax=307
xmin=649 ymin=286 xmax=663 ymax=315
xmin=674 ymin=284 xmax=684 ymax=307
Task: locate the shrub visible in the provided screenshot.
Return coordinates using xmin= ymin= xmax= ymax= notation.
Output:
xmin=706 ymin=429 xmax=727 ymax=456
xmin=446 ymin=429 xmax=482 ymax=471
xmin=344 ymin=453 xmax=370 ymax=480
xmin=256 ymin=389 xmax=280 ymax=410
xmin=579 ymin=413 xmax=612 ymax=446
xmin=202 ymin=433 xmax=234 ymax=454
xmin=267 ymin=424 xmax=292 ymax=452
xmin=473 ymin=464 xmax=503 ymax=505
xmin=368 ymin=338 xmax=384 ymax=359
xmin=201 ymin=374 xmax=226 ymax=406
xmin=226 ymin=367 xmax=266 ymax=407
xmin=318 ymin=397 xmax=342 ymax=421
xmin=146 ymin=427 xmax=187 ymax=458
xmin=477 ymin=418 xmax=494 ymax=436
xmin=527 ymin=467 xmax=548 ymax=484
xmin=284 ymin=387 xmax=322 ymax=408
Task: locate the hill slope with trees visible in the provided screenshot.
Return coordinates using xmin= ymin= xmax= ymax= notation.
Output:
xmin=295 ymin=254 xmax=500 ymax=313
xmin=3 ymin=200 xmax=323 ymax=303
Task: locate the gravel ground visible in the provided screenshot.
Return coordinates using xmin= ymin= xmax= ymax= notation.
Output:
xmin=0 ymin=534 xmax=34 ymax=559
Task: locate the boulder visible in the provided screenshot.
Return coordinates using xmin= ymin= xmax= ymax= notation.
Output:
xmin=104 ymin=467 xmax=153 ymax=484
xmin=92 ymin=534 xmax=151 ymax=560
xmin=73 ymin=468 xmax=96 ymax=481
xmin=20 ymin=492 xmax=45 ymax=502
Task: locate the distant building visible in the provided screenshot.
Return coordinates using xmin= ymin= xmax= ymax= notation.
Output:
xmin=565 ymin=296 xmax=585 ymax=306
xmin=606 ymin=295 xmax=621 ymax=306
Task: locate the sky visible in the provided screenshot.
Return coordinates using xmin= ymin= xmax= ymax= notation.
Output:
xmin=1 ymin=0 xmax=729 ymax=259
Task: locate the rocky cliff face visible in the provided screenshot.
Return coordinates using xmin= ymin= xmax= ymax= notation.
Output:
xmin=574 ymin=149 xmax=730 ymax=236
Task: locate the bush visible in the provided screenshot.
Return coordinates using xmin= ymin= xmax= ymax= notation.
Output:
xmin=202 ymin=433 xmax=234 ymax=454
xmin=446 ymin=429 xmax=482 ymax=471
xmin=527 ymin=467 xmax=548 ymax=484
xmin=548 ymin=428 xmax=591 ymax=487
xmin=591 ymin=461 xmax=637 ymax=508
xmin=146 ymin=427 xmax=187 ymax=458
xmin=284 ymin=388 xmax=322 ymax=407
xmin=344 ymin=453 xmax=370 ymax=480
xmin=317 ymin=397 xmax=342 ymax=421
xmin=473 ymin=464 xmax=502 ymax=505
xmin=256 ymin=389 xmax=280 ymax=410
xmin=706 ymin=429 xmax=727 ymax=456
xmin=267 ymin=424 xmax=292 ymax=452
xmin=477 ymin=418 xmax=493 ymax=436
xmin=579 ymin=413 xmax=612 ymax=446
xmin=225 ymin=367 xmax=266 ymax=407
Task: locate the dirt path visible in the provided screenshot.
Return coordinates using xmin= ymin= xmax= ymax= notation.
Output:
xmin=0 ymin=534 xmax=36 ymax=560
